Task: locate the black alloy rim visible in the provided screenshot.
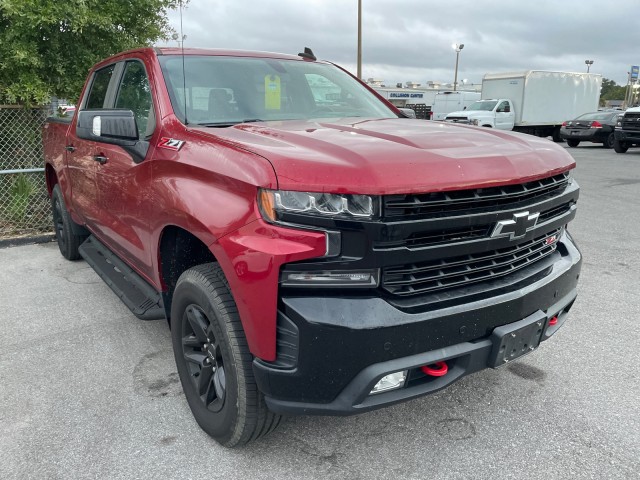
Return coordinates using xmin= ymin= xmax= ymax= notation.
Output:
xmin=53 ymin=198 xmax=66 ymax=250
xmin=181 ymin=305 xmax=226 ymax=412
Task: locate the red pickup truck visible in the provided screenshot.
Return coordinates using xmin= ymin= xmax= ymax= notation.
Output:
xmin=43 ymin=47 xmax=582 ymax=447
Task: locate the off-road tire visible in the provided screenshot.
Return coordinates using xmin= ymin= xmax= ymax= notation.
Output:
xmin=171 ymin=263 xmax=281 ymax=447
xmin=51 ymin=184 xmax=85 ymax=260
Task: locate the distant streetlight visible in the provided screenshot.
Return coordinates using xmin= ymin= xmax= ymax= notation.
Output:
xmin=585 ymin=60 xmax=594 ymax=73
xmin=452 ymin=43 xmax=464 ymax=91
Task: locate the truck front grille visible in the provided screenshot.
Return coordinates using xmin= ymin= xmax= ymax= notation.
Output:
xmin=622 ymin=113 xmax=640 ymax=132
xmin=383 ymin=172 xmax=569 ymax=219
xmin=381 ymin=229 xmax=560 ymax=297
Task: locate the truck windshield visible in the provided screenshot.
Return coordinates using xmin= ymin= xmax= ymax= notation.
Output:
xmin=159 ymin=55 xmax=394 ymax=126
xmin=466 ymin=100 xmax=498 ymax=111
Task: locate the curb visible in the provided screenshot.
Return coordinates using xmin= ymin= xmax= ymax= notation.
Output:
xmin=0 ymin=233 xmax=56 ymax=249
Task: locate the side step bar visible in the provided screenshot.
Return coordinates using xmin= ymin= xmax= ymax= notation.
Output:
xmin=79 ymin=236 xmax=165 ymax=320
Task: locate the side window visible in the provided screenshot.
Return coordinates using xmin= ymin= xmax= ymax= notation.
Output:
xmin=86 ymin=65 xmax=115 ymax=109
xmin=115 ymin=61 xmax=154 ymax=138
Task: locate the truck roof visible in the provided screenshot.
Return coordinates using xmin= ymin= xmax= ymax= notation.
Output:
xmin=94 ymin=47 xmax=315 ymax=66
xmin=157 ymin=47 xmax=311 ymax=61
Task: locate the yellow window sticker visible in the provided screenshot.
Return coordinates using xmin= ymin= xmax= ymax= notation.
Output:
xmin=265 ymin=75 xmax=281 ymax=110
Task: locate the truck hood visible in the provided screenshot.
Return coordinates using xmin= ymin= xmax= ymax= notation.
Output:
xmin=191 ymin=118 xmax=574 ymax=194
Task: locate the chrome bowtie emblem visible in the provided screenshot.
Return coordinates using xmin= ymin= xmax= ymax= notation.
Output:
xmin=491 ymin=211 xmax=540 ymax=240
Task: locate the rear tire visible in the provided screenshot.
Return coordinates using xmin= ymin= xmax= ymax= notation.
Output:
xmin=171 ymin=263 xmax=281 ymax=447
xmin=51 ymin=184 xmax=85 ymax=260
xmin=613 ymin=139 xmax=628 ymax=153
xmin=552 ymin=126 xmax=564 ymax=143
xmin=566 ymin=139 xmax=580 ymax=148
xmin=603 ymin=132 xmax=615 ymax=149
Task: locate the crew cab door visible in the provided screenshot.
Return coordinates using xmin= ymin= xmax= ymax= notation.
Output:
xmin=92 ymin=59 xmax=157 ymax=276
xmin=66 ymin=64 xmax=117 ymax=226
xmin=495 ymin=100 xmax=515 ymax=130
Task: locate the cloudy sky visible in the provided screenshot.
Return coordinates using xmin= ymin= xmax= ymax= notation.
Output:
xmin=164 ymin=0 xmax=638 ymax=87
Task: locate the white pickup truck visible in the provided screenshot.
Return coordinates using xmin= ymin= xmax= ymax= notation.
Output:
xmin=445 ymin=98 xmax=515 ymax=129
xmin=444 ymin=71 xmax=602 ymax=140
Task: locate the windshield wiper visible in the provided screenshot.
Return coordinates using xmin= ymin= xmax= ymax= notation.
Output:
xmin=196 ymin=119 xmax=264 ymax=128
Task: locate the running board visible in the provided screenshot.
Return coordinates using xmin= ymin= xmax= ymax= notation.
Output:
xmin=79 ymin=236 xmax=165 ymax=320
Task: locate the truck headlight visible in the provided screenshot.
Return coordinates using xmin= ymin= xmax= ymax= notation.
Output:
xmin=471 ymin=119 xmax=479 ymax=125
xmin=258 ymin=189 xmax=377 ymax=222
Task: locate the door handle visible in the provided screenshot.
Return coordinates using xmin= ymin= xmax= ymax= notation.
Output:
xmin=65 ymin=145 xmax=76 ymax=152
xmin=93 ymin=155 xmax=108 ymax=165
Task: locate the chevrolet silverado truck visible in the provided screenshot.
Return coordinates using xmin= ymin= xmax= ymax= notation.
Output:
xmin=43 ymin=47 xmax=582 ymax=447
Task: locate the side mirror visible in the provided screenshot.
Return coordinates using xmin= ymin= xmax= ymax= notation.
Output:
xmin=76 ymin=109 xmax=139 ymax=145
xmin=398 ymin=107 xmax=417 ymax=119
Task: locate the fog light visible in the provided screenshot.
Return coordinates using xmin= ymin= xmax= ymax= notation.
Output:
xmin=280 ymin=269 xmax=379 ymax=287
xmin=369 ymin=370 xmax=407 ymax=395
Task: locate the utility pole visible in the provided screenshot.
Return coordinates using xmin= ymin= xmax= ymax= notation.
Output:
xmin=357 ymin=0 xmax=362 ymax=79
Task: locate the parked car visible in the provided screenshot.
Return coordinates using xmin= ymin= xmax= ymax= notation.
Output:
xmin=560 ymin=111 xmax=620 ymax=148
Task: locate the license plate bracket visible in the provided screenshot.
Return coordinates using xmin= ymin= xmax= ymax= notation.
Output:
xmin=488 ymin=311 xmax=546 ymax=368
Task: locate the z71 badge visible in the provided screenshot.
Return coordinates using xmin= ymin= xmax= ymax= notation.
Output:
xmin=157 ymin=137 xmax=185 ymax=151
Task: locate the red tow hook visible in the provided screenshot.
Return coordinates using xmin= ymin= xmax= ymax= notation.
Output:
xmin=421 ymin=361 xmax=448 ymax=377
xmin=549 ymin=316 xmax=558 ymax=326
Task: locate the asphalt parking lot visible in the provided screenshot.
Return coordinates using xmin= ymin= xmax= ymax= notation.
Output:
xmin=1 ymin=144 xmax=639 ymax=480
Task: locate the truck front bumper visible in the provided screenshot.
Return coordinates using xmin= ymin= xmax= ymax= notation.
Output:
xmin=253 ymin=233 xmax=581 ymax=416
xmin=615 ymin=130 xmax=640 ymax=144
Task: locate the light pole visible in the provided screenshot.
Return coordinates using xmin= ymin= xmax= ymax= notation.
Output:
xmin=452 ymin=43 xmax=464 ymax=91
xmin=585 ymin=60 xmax=594 ymax=73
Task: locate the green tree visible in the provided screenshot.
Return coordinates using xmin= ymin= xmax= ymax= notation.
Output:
xmin=599 ymin=77 xmax=626 ymax=106
xmin=0 ymin=0 xmax=183 ymax=105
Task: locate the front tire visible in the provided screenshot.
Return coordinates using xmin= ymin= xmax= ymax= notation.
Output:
xmin=171 ymin=263 xmax=281 ymax=447
xmin=51 ymin=184 xmax=85 ymax=260
xmin=566 ymin=139 xmax=580 ymax=148
xmin=613 ymin=139 xmax=629 ymax=153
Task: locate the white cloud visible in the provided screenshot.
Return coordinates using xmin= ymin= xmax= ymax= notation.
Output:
xmin=164 ymin=0 xmax=639 ymax=85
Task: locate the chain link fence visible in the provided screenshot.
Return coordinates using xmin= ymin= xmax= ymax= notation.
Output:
xmin=0 ymin=105 xmax=53 ymax=239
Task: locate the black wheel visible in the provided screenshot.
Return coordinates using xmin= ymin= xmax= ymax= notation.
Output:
xmin=171 ymin=263 xmax=281 ymax=447
xmin=613 ymin=138 xmax=628 ymax=153
xmin=566 ymin=139 xmax=580 ymax=148
xmin=552 ymin=126 xmax=564 ymax=143
xmin=51 ymin=184 xmax=85 ymax=260
xmin=603 ymin=132 xmax=615 ymax=149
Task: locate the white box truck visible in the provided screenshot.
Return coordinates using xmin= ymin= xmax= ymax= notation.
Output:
xmin=444 ymin=71 xmax=602 ymax=140
xmin=431 ymin=91 xmax=481 ymax=120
